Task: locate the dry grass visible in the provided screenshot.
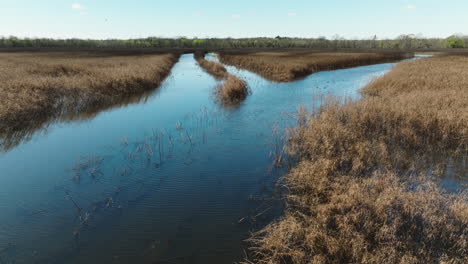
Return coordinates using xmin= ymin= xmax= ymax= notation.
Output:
xmin=219 ymin=51 xmax=412 ymax=82
xmin=246 ymin=56 xmax=468 ymax=263
xmin=250 ymin=173 xmax=467 ymax=264
xmin=193 ymin=52 xmax=249 ymax=105
xmin=0 ymin=52 xmax=179 ymax=136
xmin=216 ymin=75 xmax=249 ymax=106
xmin=194 ymin=52 xmax=227 ymax=79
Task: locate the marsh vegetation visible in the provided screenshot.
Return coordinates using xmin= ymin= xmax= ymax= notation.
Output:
xmin=2 ymin=35 xmax=467 ymax=49
xmin=219 ymin=51 xmax=412 ymax=82
xmin=0 ymin=51 xmax=466 ymax=264
xmin=216 ymin=75 xmax=249 ymax=106
xmin=195 ymin=53 xmax=249 ymax=105
xmin=194 ymin=52 xmax=227 ymax=79
xmin=0 ymin=52 xmax=179 ymax=137
xmin=245 ymin=55 xmax=468 ymax=264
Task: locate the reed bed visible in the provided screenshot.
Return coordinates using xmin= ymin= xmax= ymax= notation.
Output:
xmin=246 ymin=56 xmax=468 ymax=263
xmin=194 ymin=53 xmax=249 ymax=105
xmin=217 ymin=75 xmax=249 ymax=106
xmin=219 ymin=51 xmax=412 ymax=82
xmin=0 ymin=52 xmax=180 ymax=136
xmin=194 ymin=52 xmax=227 ymax=79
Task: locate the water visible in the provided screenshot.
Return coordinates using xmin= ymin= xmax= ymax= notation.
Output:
xmin=0 ymin=54 xmax=426 ymax=263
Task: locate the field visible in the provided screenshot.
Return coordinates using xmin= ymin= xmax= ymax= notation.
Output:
xmin=219 ymin=51 xmax=413 ymax=82
xmin=0 ymin=52 xmax=179 ymax=138
xmin=246 ymin=55 xmax=468 ymax=263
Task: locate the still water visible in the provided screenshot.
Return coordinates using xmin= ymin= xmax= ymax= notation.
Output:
xmin=0 ymin=54 xmax=413 ymax=263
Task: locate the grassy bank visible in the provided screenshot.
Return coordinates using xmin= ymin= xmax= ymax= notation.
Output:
xmin=219 ymin=51 xmax=412 ymax=82
xmin=194 ymin=52 xmax=227 ymax=79
xmin=0 ymin=52 xmax=180 ymax=137
xmin=216 ymin=75 xmax=248 ymax=106
xmin=247 ymin=56 xmax=468 ymax=263
xmin=194 ymin=53 xmax=249 ymax=105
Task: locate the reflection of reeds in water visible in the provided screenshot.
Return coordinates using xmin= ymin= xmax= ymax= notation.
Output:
xmin=0 ymin=52 xmax=180 ymax=151
xmin=9 ymin=104 xmax=282 ymax=262
xmin=0 ymin=89 xmax=157 ymax=151
xmin=71 ymin=156 xmax=104 ymax=183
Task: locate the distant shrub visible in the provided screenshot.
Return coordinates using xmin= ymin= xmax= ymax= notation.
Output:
xmin=447 ymin=37 xmax=465 ymax=48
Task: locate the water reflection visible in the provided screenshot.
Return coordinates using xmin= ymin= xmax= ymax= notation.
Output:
xmin=0 ymin=84 xmax=166 ymax=152
xmin=0 ymin=54 xmax=463 ymax=263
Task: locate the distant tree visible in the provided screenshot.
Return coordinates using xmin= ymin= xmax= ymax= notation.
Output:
xmin=0 ymin=35 xmax=461 ymax=50
xmin=446 ymin=37 xmax=465 ymax=48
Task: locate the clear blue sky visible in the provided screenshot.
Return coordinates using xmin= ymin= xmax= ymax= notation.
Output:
xmin=1 ymin=0 xmax=466 ymax=39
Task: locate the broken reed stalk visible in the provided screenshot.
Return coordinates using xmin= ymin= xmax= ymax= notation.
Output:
xmin=185 ymin=129 xmax=193 ymax=145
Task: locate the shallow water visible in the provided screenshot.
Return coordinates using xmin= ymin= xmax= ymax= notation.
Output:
xmin=0 ymin=54 xmax=444 ymax=263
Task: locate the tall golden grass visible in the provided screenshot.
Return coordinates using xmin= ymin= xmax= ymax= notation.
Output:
xmin=0 ymin=52 xmax=179 ymax=136
xmin=246 ymin=56 xmax=468 ymax=263
xmin=194 ymin=53 xmax=249 ymax=105
xmin=216 ymin=75 xmax=249 ymax=106
xmin=219 ymin=51 xmax=412 ymax=82
xmin=194 ymin=52 xmax=227 ymax=79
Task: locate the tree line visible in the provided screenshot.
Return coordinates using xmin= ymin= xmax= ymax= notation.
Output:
xmin=0 ymin=35 xmax=466 ymax=49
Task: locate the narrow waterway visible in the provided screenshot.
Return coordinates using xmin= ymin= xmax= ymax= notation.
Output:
xmin=0 ymin=54 xmax=417 ymax=263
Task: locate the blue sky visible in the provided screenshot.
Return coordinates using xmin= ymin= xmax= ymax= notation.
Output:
xmin=1 ymin=0 xmax=467 ymax=39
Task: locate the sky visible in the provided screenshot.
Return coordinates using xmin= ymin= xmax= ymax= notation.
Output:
xmin=1 ymin=0 xmax=467 ymax=39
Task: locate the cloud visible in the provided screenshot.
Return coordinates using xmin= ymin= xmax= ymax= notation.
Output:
xmin=287 ymin=12 xmax=297 ymax=16
xmin=72 ymin=3 xmax=84 ymax=10
xmin=402 ymin=4 xmax=417 ymax=10
xmin=231 ymin=14 xmax=241 ymax=19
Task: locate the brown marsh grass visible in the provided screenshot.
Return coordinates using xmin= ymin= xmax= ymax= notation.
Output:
xmin=0 ymin=52 xmax=179 ymax=137
xmin=219 ymin=51 xmax=412 ymax=82
xmin=0 ymin=88 xmax=161 ymax=151
xmin=194 ymin=52 xmax=227 ymax=79
xmin=193 ymin=53 xmax=249 ymax=105
xmin=216 ymin=75 xmax=249 ymax=106
xmin=246 ymin=56 xmax=468 ymax=263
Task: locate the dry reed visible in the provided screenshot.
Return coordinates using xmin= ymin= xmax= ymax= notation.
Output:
xmin=0 ymin=52 xmax=179 ymax=137
xmin=246 ymin=55 xmax=468 ymax=263
xmin=193 ymin=53 xmax=249 ymax=105
xmin=216 ymin=75 xmax=249 ymax=106
xmin=194 ymin=52 xmax=227 ymax=79
xmin=219 ymin=51 xmax=412 ymax=82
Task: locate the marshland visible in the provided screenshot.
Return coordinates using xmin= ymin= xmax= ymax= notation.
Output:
xmin=0 ymin=45 xmax=466 ymax=264
xmin=246 ymin=55 xmax=468 ymax=264
xmin=195 ymin=53 xmax=249 ymax=105
xmin=0 ymin=51 xmax=179 ymax=137
xmin=219 ymin=51 xmax=412 ymax=82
